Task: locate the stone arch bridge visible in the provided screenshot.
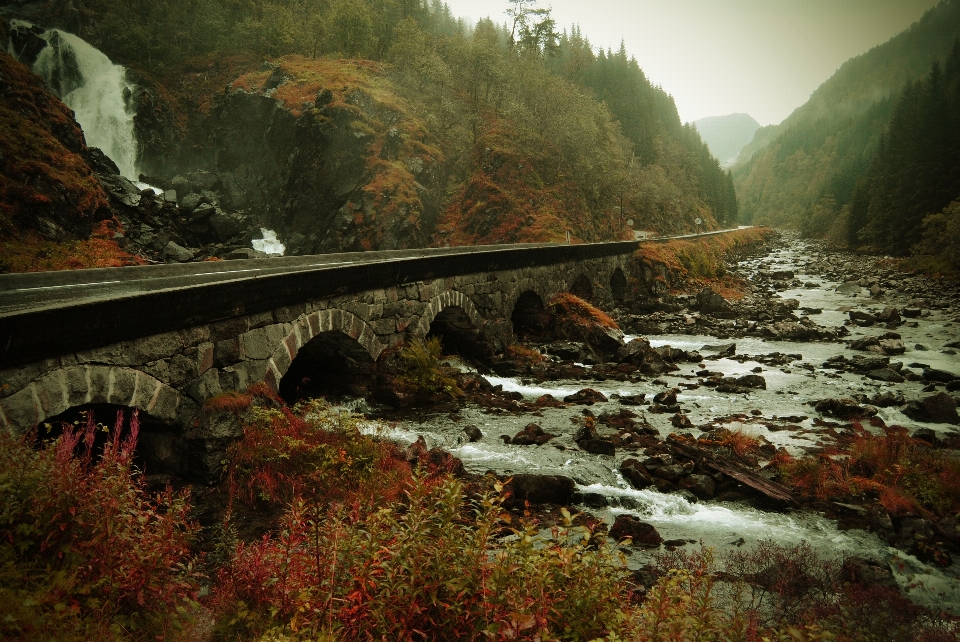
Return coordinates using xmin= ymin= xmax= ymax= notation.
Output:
xmin=0 ymin=241 xmax=646 ymax=437
xmin=0 ymin=230 xmax=744 ymax=476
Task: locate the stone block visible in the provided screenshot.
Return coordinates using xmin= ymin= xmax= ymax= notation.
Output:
xmin=248 ymin=311 xmax=274 ymax=330
xmin=35 ymin=371 xmax=68 ymax=420
xmin=218 ymin=368 xmax=240 ymax=392
xmin=371 ymin=318 xmax=396 ymax=334
xmin=107 ymin=367 xmax=138 ymax=407
xmin=197 ymin=342 xmax=215 ymax=374
xmin=150 ymin=385 xmax=180 ymax=423
xmin=65 ymin=366 xmax=89 ymax=406
xmin=231 ymin=360 xmax=267 ymax=390
xmin=210 ymin=317 xmax=249 ymax=342
xmin=136 ymin=331 xmax=183 ymax=364
xmin=275 ymin=304 xmax=304 ymax=323
xmin=186 ymin=368 xmax=222 ymax=403
xmin=214 ymin=338 xmax=241 ymax=367
xmin=240 ymin=324 xmax=288 ymax=360
xmin=0 ymin=386 xmax=41 ymax=433
xmin=142 ymin=359 xmax=170 ymax=382
xmin=168 ymin=354 xmax=200 ymax=388
xmin=76 ymin=341 xmax=137 ymax=366
xmin=88 ymin=367 xmax=111 ymax=404
xmin=132 ymin=372 xmax=161 ymax=411
xmin=178 ymin=324 xmax=210 ymax=347
xmin=271 ymin=345 xmax=292 ymax=377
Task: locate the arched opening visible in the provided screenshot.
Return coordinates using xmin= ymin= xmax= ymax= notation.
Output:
xmin=279 ymin=331 xmax=376 ymax=403
xmin=39 ymin=404 xmax=181 ymax=481
xmin=569 ymin=274 xmax=594 ymax=302
xmin=611 ymin=268 xmax=628 ymax=303
xmin=427 ymin=306 xmax=492 ymax=362
xmin=511 ymin=290 xmax=551 ymax=340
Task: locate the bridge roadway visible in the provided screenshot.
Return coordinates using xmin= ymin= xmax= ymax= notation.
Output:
xmin=0 ymin=229 xmax=743 ymax=370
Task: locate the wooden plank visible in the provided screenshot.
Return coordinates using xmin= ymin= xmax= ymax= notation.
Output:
xmin=667 ymin=435 xmax=796 ymax=505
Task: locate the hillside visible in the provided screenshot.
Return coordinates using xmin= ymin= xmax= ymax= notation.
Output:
xmin=694 ymin=113 xmax=760 ymax=168
xmin=1 ymin=1 xmax=737 ymax=271
xmin=733 ymin=0 xmax=960 ymax=228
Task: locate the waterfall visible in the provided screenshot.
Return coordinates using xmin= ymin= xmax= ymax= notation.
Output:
xmin=32 ymin=29 xmax=140 ymax=180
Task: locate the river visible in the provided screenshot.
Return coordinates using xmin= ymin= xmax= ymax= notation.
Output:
xmin=333 ymin=234 xmax=960 ymax=614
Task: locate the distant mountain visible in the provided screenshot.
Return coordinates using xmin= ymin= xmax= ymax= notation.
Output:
xmin=693 ymin=113 xmax=760 ymax=168
xmin=733 ymin=0 xmax=960 ymax=227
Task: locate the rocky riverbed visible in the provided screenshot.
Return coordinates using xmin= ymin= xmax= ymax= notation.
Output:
xmin=327 ymin=233 xmax=960 ymax=615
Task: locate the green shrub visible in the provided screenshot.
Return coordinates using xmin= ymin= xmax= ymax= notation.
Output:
xmin=396 ymin=336 xmax=463 ymax=398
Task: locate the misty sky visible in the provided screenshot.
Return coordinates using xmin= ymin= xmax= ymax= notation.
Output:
xmin=443 ymin=0 xmax=940 ymax=125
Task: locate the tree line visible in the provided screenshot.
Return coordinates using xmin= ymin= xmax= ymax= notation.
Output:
xmin=66 ymin=0 xmax=737 ymax=235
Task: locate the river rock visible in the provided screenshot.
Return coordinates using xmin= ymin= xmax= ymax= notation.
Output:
xmin=547 ymin=341 xmax=585 ymax=360
xmin=702 ymin=342 xmax=736 ymax=357
xmin=578 ymin=438 xmax=616 ymax=456
xmin=619 ymin=393 xmax=647 ymax=406
xmin=670 ymin=413 xmax=693 ymax=428
xmin=840 ymin=557 xmax=897 ymax=588
xmin=697 ymin=287 xmax=730 ymax=314
xmin=901 ymin=392 xmax=960 ymax=424
xmin=921 ymin=368 xmax=959 ymax=383
xmin=564 ymin=388 xmax=607 ymax=405
xmin=679 ymin=474 xmax=715 ymax=499
xmin=653 ymin=388 xmax=679 ymax=405
xmin=608 ymin=515 xmax=663 ymax=547
xmin=814 ymin=397 xmax=877 ymax=419
xmin=653 ymin=464 xmax=685 ymax=482
xmin=868 ymin=390 xmax=905 ymax=407
xmin=463 ymin=425 xmax=483 ymax=442
xmin=616 ymin=337 xmax=652 ymax=363
xmin=508 ymin=474 xmax=575 ymax=505
xmin=865 ymin=368 xmax=905 ymax=383
xmin=620 ymin=458 xmax=654 ymax=489
xmin=836 ymin=282 xmax=861 ymax=295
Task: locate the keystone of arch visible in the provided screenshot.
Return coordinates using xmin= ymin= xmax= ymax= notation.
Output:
xmin=0 ymin=365 xmax=192 ymax=435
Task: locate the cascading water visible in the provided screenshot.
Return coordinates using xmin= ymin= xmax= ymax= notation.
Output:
xmin=31 ymin=28 xmax=140 ymax=180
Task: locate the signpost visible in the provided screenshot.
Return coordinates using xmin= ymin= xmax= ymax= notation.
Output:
xmin=695 ymin=217 xmax=702 ymax=236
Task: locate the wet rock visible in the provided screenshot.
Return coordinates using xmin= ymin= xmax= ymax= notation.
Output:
xmin=618 ymin=393 xmax=647 ymax=406
xmin=563 ymin=388 xmax=608 ymax=405
xmin=616 ymin=338 xmax=651 ymax=364
xmin=922 ymin=368 xmax=959 ymax=383
xmin=653 ymin=464 xmax=686 ymax=482
xmin=901 ymin=392 xmax=960 ymax=425
xmin=509 ymin=423 xmax=556 ymax=446
xmin=697 ymin=287 xmax=730 ymax=314
xmin=620 ymin=458 xmax=654 ymax=489
xmin=849 ymin=310 xmax=877 ymax=325
xmin=547 ymin=341 xmax=585 ymax=360
xmin=670 ymin=413 xmax=693 ymax=428
xmin=836 ymin=282 xmax=861 ymax=295
xmin=911 ymin=427 xmax=940 ymax=446
xmin=508 ymin=474 xmax=575 ymax=505
xmin=463 ymin=425 xmax=483 ymax=442
xmin=868 ymin=391 xmax=905 ymax=407
xmin=702 ymin=342 xmax=736 ymax=357
xmin=679 ymin=474 xmax=715 ymax=499
xmin=653 ymin=388 xmax=679 ymax=405
xmin=534 ymin=394 xmax=565 ymax=408
xmin=865 ymin=368 xmax=905 ymax=383
xmin=404 ymin=436 xmax=429 ymax=464
xmin=578 ymin=438 xmax=616 ymax=456
xmin=840 ymin=557 xmax=897 ymax=589
xmin=608 ymin=515 xmax=663 ymax=547
xmin=813 ymin=398 xmax=877 ymax=419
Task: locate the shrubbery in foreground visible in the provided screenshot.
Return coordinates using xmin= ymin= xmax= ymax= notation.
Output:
xmin=3 ymin=399 xmax=957 ymax=641
xmin=0 ymin=411 xmax=200 ymax=641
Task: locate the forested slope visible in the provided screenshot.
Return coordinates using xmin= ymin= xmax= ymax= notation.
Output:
xmin=4 ymin=0 xmax=736 ymax=254
xmin=733 ymin=0 xmax=960 ymax=232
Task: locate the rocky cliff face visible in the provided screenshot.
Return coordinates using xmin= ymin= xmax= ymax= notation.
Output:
xmin=153 ymin=58 xmax=446 ymax=256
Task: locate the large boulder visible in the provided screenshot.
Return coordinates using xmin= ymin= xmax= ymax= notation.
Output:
xmin=902 ymin=393 xmax=960 ymax=425
xmin=620 ymin=459 xmax=654 ymax=489
xmin=507 ymin=474 xmax=575 ymax=505
xmin=608 ymin=515 xmax=663 ymax=547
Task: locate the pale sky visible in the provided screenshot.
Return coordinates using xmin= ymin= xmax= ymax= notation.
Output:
xmin=442 ymin=0 xmax=941 ymax=125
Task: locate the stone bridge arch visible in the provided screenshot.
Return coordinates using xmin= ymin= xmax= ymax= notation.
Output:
xmin=413 ymin=290 xmax=484 ymax=338
xmin=0 ymin=365 xmax=194 ymax=435
xmin=270 ymin=308 xmax=385 ymax=398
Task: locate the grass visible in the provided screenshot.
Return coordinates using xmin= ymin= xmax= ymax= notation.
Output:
xmin=777 ymin=423 xmax=960 ymax=518
xmin=635 ymin=227 xmax=774 ymax=299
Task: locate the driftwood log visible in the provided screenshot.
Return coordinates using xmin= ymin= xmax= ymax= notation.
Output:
xmin=667 ymin=435 xmax=796 ymax=506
